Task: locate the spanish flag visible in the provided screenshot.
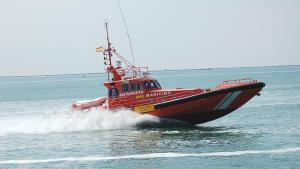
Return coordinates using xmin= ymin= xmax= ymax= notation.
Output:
xmin=96 ymin=47 xmax=103 ymax=53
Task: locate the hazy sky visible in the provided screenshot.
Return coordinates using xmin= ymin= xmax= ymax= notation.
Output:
xmin=0 ymin=0 xmax=299 ymax=76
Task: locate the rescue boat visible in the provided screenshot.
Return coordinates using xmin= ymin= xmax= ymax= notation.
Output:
xmin=72 ymin=23 xmax=265 ymax=125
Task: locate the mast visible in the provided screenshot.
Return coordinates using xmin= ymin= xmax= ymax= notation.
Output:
xmin=105 ymin=22 xmax=112 ymax=68
xmin=100 ymin=22 xmax=148 ymax=81
xmin=103 ymin=22 xmax=122 ymax=81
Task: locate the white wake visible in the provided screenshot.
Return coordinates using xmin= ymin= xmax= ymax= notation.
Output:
xmin=0 ymin=108 xmax=160 ymax=136
xmin=0 ymin=147 xmax=299 ymax=164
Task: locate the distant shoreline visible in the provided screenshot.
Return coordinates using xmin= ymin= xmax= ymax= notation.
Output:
xmin=1 ymin=64 xmax=299 ymax=78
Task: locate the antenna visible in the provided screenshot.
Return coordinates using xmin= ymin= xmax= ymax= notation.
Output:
xmin=116 ymin=0 xmax=136 ymax=66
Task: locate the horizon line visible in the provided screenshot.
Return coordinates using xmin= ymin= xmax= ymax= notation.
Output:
xmin=0 ymin=64 xmax=299 ymax=78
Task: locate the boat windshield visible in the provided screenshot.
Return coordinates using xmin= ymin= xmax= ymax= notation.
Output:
xmin=154 ymin=80 xmax=162 ymax=89
xmin=144 ymin=80 xmax=161 ymax=90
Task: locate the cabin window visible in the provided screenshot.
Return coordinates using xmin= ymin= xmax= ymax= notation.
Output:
xmin=109 ymin=87 xmax=119 ymax=98
xmin=144 ymin=80 xmax=161 ymax=90
xmin=144 ymin=81 xmax=151 ymax=89
xmin=150 ymin=80 xmax=157 ymax=88
xmin=122 ymin=84 xmax=129 ymax=92
xmin=130 ymin=83 xmax=136 ymax=91
xmin=154 ymin=80 xmax=162 ymax=89
xmin=137 ymin=83 xmax=142 ymax=90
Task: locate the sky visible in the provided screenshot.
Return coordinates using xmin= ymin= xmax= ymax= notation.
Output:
xmin=0 ymin=0 xmax=299 ymax=76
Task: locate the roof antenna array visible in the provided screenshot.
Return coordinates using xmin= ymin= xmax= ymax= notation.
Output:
xmin=116 ymin=0 xmax=136 ymax=66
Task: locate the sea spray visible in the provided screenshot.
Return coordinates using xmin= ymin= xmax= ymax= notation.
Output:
xmin=0 ymin=108 xmax=159 ymax=136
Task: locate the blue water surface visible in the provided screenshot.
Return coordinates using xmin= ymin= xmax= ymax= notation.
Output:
xmin=0 ymin=66 xmax=299 ymax=169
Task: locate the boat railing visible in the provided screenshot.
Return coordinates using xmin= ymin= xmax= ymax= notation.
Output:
xmin=222 ymin=78 xmax=258 ymax=85
xmin=122 ymin=66 xmax=149 ymax=79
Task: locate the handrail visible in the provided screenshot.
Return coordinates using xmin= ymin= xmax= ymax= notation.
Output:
xmin=122 ymin=66 xmax=149 ymax=79
xmin=222 ymin=78 xmax=257 ymax=84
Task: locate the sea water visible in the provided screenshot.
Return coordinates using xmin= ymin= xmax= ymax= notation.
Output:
xmin=0 ymin=66 xmax=299 ymax=169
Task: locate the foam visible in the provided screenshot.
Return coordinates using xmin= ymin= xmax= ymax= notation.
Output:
xmin=0 ymin=109 xmax=157 ymax=136
xmin=0 ymin=147 xmax=299 ymax=164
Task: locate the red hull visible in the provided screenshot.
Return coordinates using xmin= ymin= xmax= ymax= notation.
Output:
xmin=147 ymin=82 xmax=264 ymax=124
xmin=72 ymin=82 xmax=264 ymax=125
